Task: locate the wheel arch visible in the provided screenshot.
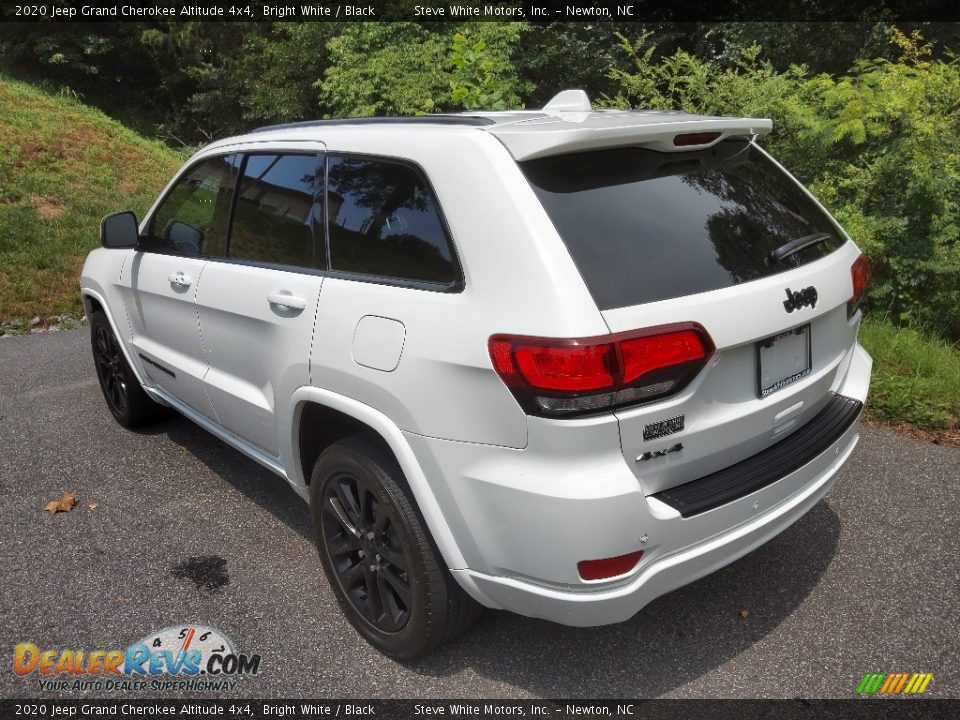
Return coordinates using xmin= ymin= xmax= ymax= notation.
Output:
xmin=81 ymin=288 xmax=150 ymax=389
xmin=290 ymin=387 xmax=468 ymax=571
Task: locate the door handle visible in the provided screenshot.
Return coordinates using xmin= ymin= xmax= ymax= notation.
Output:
xmin=168 ymin=271 xmax=192 ymax=288
xmin=267 ymin=292 xmax=307 ymax=311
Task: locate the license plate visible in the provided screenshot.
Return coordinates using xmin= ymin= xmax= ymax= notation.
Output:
xmin=757 ymin=324 xmax=811 ymax=398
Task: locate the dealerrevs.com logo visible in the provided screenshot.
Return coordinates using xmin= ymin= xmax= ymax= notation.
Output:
xmin=13 ymin=625 xmax=261 ymax=693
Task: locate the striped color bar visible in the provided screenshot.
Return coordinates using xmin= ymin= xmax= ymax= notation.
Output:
xmin=856 ymin=673 xmax=933 ymax=694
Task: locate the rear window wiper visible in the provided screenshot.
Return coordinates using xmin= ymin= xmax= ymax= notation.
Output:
xmin=770 ymin=232 xmax=833 ymax=263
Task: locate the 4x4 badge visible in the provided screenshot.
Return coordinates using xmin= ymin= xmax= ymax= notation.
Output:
xmin=637 ymin=443 xmax=684 ymax=463
xmin=783 ymin=286 xmax=818 ymax=313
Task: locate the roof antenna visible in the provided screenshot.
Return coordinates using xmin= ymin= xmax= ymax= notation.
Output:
xmin=543 ymin=89 xmax=592 ymax=113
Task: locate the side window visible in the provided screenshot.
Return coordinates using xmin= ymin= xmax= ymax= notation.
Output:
xmin=326 ymin=155 xmax=459 ymax=285
xmin=228 ymin=153 xmax=323 ymax=269
xmin=144 ymin=155 xmax=237 ymax=256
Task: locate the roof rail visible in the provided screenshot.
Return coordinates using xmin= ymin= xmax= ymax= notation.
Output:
xmin=249 ymin=115 xmax=495 ymax=134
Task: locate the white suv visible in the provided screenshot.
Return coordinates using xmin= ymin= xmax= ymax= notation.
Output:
xmin=82 ymin=90 xmax=872 ymax=658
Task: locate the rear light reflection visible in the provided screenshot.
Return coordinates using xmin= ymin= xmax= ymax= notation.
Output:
xmin=489 ymin=323 xmax=714 ymax=417
xmin=578 ymin=551 xmax=644 ymax=581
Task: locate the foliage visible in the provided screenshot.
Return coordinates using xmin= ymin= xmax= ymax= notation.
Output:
xmin=318 ymin=23 xmax=527 ymax=117
xmin=859 ymin=316 xmax=960 ymax=430
xmin=0 ymin=21 xmax=341 ymax=142
xmin=0 ymin=22 xmax=164 ymax=135
xmin=514 ymin=23 xmax=631 ymax=108
xmin=3 ymin=21 xmax=959 ymax=139
xmin=694 ymin=22 xmax=896 ymax=75
xmin=800 ymin=31 xmax=960 ymax=340
xmin=449 ymin=24 xmax=529 ymax=111
xmin=0 ymin=76 xmax=182 ymax=322
xmin=318 ymin=23 xmax=450 ymax=117
xmin=239 ymin=23 xmax=343 ymax=125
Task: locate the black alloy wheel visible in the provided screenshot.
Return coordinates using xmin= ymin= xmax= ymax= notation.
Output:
xmin=89 ymin=310 xmax=168 ymax=428
xmin=309 ymin=436 xmax=482 ymax=658
xmin=321 ymin=471 xmax=412 ymax=632
xmin=93 ymin=321 xmax=129 ymax=418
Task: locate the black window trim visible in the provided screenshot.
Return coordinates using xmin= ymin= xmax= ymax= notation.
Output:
xmin=139 ymin=149 xmax=466 ymax=293
xmin=323 ymin=150 xmax=465 ymax=294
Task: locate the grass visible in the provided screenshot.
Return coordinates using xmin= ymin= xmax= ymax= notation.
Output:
xmin=859 ymin=316 xmax=960 ymax=436
xmin=0 ymin=76 xmax=183 ymax=323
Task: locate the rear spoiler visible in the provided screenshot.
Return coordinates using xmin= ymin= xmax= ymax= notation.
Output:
xmin=488 ymin=116 xmax=773 ymax=162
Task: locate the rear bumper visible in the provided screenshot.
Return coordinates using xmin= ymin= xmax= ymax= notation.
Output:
xmin=652 ymin=392 xmax=862 ymax=517
xmin=453 ymin=413 xmax=858 ymax=626
xmin=411 ymin=342 xmax=871 ymax=626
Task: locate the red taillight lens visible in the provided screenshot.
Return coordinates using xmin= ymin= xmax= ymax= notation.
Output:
xmin=489 ymin=338 xmax=523 ymax=387
xmin=673 ymin=132 xmax=721 ymax=147
xmin=513 ymin=342 xmax=615 ymax=392
xmin=849 ymin=253 xmax=870 ymax=317
xmin=489 ymin=323 xmax=714 ymax=417
xmin=577 ymin=551 xmax=644 ymax=581
xmin=619 ymin=330 xmax=708 ymax=385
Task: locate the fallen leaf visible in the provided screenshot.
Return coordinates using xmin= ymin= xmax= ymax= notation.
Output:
xmin=739 ymin=608 xmax=750 ymax=619
xmin=178 ymin=446 xmax=187 ymax=454
xmin=44 ymin=491 xmax=77 ymax=514
xmin=87 ymin=503 xmax=98 ymax=511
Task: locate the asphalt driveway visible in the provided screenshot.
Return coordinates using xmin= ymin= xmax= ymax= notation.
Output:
xmin=1 ymin=328 xmax=958 ymax=699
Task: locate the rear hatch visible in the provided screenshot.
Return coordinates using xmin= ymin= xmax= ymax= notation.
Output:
xmin=520 ymin=138 xmax=864 ymax=495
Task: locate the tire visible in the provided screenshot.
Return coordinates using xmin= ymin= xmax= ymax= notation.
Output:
xmin=310 ymin=435 xmax=481 ymax=659
xmin=89 ymin=310 xmax=168 ymax=428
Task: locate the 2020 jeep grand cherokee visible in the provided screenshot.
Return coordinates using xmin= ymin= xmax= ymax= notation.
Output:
xmin=82 ymin=90 xmax=872 ymax=658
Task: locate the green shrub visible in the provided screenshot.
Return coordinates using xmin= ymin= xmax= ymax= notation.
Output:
xmin=318 ymin=22 xmax=528 ymax=117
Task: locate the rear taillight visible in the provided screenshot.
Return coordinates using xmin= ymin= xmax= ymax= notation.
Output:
xmin=848 ymin=253 xmax=870 ymax=317
xmin=489 ymin=323 xmax=714 ymax=417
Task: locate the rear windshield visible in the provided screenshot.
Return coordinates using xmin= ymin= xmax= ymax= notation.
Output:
xmin=521 ymin=139 xmax=842 ymax=310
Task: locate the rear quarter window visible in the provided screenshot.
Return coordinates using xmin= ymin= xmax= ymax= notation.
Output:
xmin=326 ymin=155 xmax=460 ymax=287
xmin=521 ymin=139 xmax=842 ymax=310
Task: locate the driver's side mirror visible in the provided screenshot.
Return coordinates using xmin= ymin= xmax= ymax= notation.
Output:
xmin=100 ymin=211 xmax=139 ymax=249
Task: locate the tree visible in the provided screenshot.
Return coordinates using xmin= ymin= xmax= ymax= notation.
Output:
xmin=318 ymin=23 xmax=451 ymax=117
xmin=318 ymin=22 xmax=528 ymax=117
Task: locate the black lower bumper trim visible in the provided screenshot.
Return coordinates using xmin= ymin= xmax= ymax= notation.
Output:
xmin=651 ymin=393 xmax=862 ymax=518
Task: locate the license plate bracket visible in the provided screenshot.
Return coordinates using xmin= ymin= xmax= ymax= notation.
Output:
xmin=757 ymin=324 xmax=812 ymax=398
